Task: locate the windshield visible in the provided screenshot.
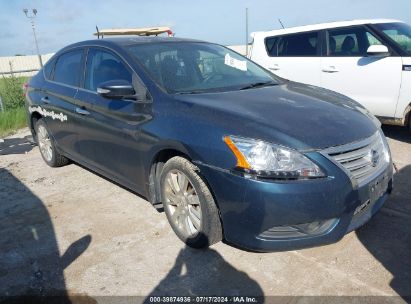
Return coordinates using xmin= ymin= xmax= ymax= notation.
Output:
xmin=127 ymin=42 xmax=280 ymax=94
xmin=375 ymin=22 xmax=411 ymax=55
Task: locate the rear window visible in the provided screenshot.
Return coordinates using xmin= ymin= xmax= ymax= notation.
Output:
xmin=53 ymin=49 xmax=83 ymax=87
xmin=327 ymin=29 xmax=360 ymax=56
xmin=265 ymin=37 xmax=278 ymax=56
xmin=43 ymin=58 xmax=55 ymax=80
xmin=265 ymin=32 xmax=319 ymax=57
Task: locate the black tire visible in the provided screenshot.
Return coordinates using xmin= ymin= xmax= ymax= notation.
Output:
xmin=160 ymin=156 xmax=223 ymax=248
xmin=35 ymin=119 xmax=69 ymax=167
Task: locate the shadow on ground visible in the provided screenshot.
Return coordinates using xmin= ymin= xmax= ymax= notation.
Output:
xmin=0 ymin=168 xmax=94 ymax=303
xmin=382 ymin=125 xmax=411 ymax=144
xmin=0 ymin=136 xmax=35 ymax=155
xmin=147 ymin=244 xmax=263 ymax=298
xmin=357 ymin=164 xmax=411 ymax=299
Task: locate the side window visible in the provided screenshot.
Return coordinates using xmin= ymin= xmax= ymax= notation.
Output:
xmin=53 ymin=50 xmax=83 ymax=86
xmin=275 ymin=32 xmax=319 ymax=57
xmin=265 ymin=37 xmax=278 ymax=56
xmin=366 ymin=32 xmax=383 ymax=46
xmin=43 ymin=58 xmax=56 ymax=80
xmin=327 ymin=27 xmax=384 ymax=56
xmin=85 ymin=48 xmax=132 ymax=91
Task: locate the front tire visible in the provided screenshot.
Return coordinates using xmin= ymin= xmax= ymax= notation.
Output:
xmin=35 ymin=119 xmax=69 ymax=167
xmin=160 ymin=156 xmax=222 ymax=248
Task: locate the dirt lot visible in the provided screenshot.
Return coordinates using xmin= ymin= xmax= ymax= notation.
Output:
xmin=0 ymin=126 xmax=410 ymax=302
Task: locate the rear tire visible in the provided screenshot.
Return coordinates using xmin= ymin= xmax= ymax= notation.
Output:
xmin=35 ymin=119 xmax=69 ymax=167
xmin=160 ymin=156 xmax=222 ymax=248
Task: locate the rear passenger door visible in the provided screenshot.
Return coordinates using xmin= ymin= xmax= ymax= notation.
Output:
xmin=41 ymin=48 xmax=85 ymax=159
xmin=320 ymin=26 xmax=402 ymax=117
xmin=263 ymin=31 xmax=322 ymax=86
xmin=74 ymin=47 xmax=147 ymax=190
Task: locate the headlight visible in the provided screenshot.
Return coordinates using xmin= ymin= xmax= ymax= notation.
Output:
xmin=223 ymin=136 xmax=325 ymax=179
xmin=378 ymin=130 xmax=391 ymax=163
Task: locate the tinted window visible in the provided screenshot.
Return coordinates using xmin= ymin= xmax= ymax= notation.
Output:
xmin=128 ymin=42 xmax=278 ymax=94
xmin=374 ymin=22 xmax=411 ymax=55
xmin=43 ymin=58 xmax=55 ymax=80
xmin=53 ymin=50 xmax=83 ymax=86
xmin=85 ymin=49 xmax=132 ymax=91
xmin=270 ymin=32 xmax=319 ymax=57
xmin=327 ymin=26 xmax=384 ymax=56
xmin=265 ymin=37 xmax=278 ymax=56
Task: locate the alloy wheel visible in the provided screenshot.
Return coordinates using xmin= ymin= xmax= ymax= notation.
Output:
xmin=37 ymin=125 xmax=53 ymax=162
xmin=163 ymin=169 xmax=202 ymax=237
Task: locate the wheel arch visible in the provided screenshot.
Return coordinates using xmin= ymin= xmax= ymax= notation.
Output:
xmin=147 ymin=146 xmax=223 ymax=226
xmin=403 ymin=103 xmax=411 ymax=127
xmin=148 ymin=148 xmax=192 ymax=206
xmin=29 ymin=111 xmax=43 ymax=137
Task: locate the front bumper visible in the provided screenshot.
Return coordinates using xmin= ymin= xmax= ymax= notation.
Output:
xmin=196 ymin=152 xmax=393 ymax=252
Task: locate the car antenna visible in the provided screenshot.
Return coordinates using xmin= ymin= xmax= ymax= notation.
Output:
xmin=96 ymin=25 xmax=100 ymax=39
xmin=278 ymin=19 xmax=285 ymax=29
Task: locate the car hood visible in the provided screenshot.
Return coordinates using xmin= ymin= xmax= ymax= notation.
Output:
xmin=175 ymin=81 xmax=378 ymax=150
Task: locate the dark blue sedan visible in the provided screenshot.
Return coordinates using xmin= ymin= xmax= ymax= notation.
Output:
xmin=25 ymin=37 xmax=393 ymax=251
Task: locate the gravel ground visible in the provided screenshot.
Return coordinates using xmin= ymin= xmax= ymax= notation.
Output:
xmin=0 ymin=126 xmax=410 ymax=303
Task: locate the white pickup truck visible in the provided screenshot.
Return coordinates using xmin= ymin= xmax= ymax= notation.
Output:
xmin=250 ymin=19 xmax=411 ymax=130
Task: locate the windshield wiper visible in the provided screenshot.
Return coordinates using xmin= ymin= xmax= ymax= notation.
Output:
xmin=174 ymin=81 xmax=278 ymax=94
xmin=240 ymin=81 xmax=278 ymax=90
xmin=174 ymin=89 xmax=209 ymax=95
xmin=175 ymin=91 xmax=200 ymax=95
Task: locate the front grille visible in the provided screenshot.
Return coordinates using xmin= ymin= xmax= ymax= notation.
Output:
xmin=323 ymin=131 xmax=389 ymax=186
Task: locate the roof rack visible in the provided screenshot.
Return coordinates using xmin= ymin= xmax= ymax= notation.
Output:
xmin=94 ymin=26 xmax=173 ymax=39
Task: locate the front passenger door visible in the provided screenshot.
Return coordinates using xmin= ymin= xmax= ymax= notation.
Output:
xmin=75 ymin=48 xmax=149 ymax=191
xmin=321 ymin=26 xmax=402 ymax=117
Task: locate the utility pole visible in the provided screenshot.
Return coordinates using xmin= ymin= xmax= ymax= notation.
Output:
xmin=23 ymin=8 xmax=43 ymax=68
xmin=245 ymin=8 xmax=249 ymax=57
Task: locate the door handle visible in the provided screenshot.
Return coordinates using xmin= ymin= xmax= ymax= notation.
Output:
xmin=268 ymin=64 xmax=280 ymax=71
xmin=322 ymin=66 xmax=339 ymax=73
xmin=75 ymin=107 xmax=90 ymax=116
xmin=41 ymin=96 xmax=49 ymax=104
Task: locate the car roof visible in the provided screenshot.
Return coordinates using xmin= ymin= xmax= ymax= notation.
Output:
xmin=251 ymin=19 xmax=403 ymax=38
xmin=62 ymin=36 xmax=206 ymax=51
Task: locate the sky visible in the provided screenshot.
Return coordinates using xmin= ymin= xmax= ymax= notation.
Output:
xmin=1 ymin=0 xmax=411 ymax=56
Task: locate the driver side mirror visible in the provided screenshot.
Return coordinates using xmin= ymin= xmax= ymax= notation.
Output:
xmin=367 ymin=45 xmax=390 ymax=57
xmin=97 ymin=80 xmax=136 ymax=100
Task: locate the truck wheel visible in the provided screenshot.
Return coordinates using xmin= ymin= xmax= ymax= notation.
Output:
xmin=35 ymin=119 xmax=69 ymax=167
xmin=160 ymin=156 xmax=222 ymax=248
